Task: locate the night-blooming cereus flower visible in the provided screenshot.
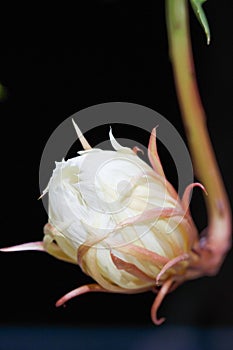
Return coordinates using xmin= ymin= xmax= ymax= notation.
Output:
xmin=1 ymin=120 xmax=206 ymax=325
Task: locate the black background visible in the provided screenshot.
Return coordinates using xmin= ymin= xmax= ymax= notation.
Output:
xmin=0 ymin=0 xmax=232 ymax=328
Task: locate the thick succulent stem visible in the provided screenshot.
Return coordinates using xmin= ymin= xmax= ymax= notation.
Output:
xmin=166 ymin=0 xmax=231 ymax=275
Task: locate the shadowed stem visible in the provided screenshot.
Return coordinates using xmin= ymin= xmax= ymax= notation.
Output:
xmin=166 ymin=0 xmax=231 ymax=275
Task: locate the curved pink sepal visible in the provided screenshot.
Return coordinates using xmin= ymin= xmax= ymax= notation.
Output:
xmin=151 ymin=278 xmax=173 ymax=325
xmin=182 ymin=182 xmax=207 ymax=213
xmin=156 ymin=253 xmax=189 ymax=284
xmin=116 ymin=207 xmax=182 ymax=228
xmin=110 ymin=252 xmax=155 ymax=283
xmin=56 ymin=283 xmax=107 ymax=307
xmin=118 ymin=244 xmax=169 ymax=265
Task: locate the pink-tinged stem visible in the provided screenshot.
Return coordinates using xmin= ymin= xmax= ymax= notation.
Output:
xmin=166 ymin=0 xmax=231 ymax=275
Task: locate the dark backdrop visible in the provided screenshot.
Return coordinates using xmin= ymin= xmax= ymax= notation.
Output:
xmin=0 ymin=0 xmax=232 ymax=328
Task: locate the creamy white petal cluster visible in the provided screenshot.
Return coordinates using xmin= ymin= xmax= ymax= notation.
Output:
xmin=1 ymin=122 xmax=204 ymax=324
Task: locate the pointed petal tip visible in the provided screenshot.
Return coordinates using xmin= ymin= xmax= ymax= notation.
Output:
xmin=109 ymin=127 xmax=126 ymax=151
xmin=148 ymin=126 xmax=165 ymax=177
xmin=0 ymin=242 xmax=45 ymax=253
xmin=72 ymin=118 xmax=92 ymax=150
xmin=55 ymin=299 xmax=64 ymax=308
xmin=151 ymin=125 xmax=159 ymax=136
xmin=37 ymin=192 xmax=45 ymax=200
xmin=109 ymin=125 xmax=113 ymax=138
xmin=38 ymin=184 xmax=49 ymax=200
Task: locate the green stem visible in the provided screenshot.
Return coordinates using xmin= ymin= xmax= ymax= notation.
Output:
xmin=166 ymin=0 xmax=231 ymax=274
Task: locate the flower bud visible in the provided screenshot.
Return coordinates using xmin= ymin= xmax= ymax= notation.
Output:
xmin=1 ymin=122 xmax=205 ymax=324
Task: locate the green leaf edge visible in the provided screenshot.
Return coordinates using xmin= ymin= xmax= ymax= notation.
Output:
xmin=190 ymin=0 xmax=211 ymax=44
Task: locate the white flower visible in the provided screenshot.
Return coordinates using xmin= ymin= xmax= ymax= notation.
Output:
xmin=1 ymin=120 xmax=205 ymax=325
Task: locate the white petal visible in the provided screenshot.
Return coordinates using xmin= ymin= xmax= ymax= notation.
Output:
xmin=109 ymin=127 xmax=132 ymax=153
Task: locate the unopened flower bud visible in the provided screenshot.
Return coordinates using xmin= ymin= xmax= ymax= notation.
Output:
xmin=1 ymin=121 xmax=205 ymax=324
